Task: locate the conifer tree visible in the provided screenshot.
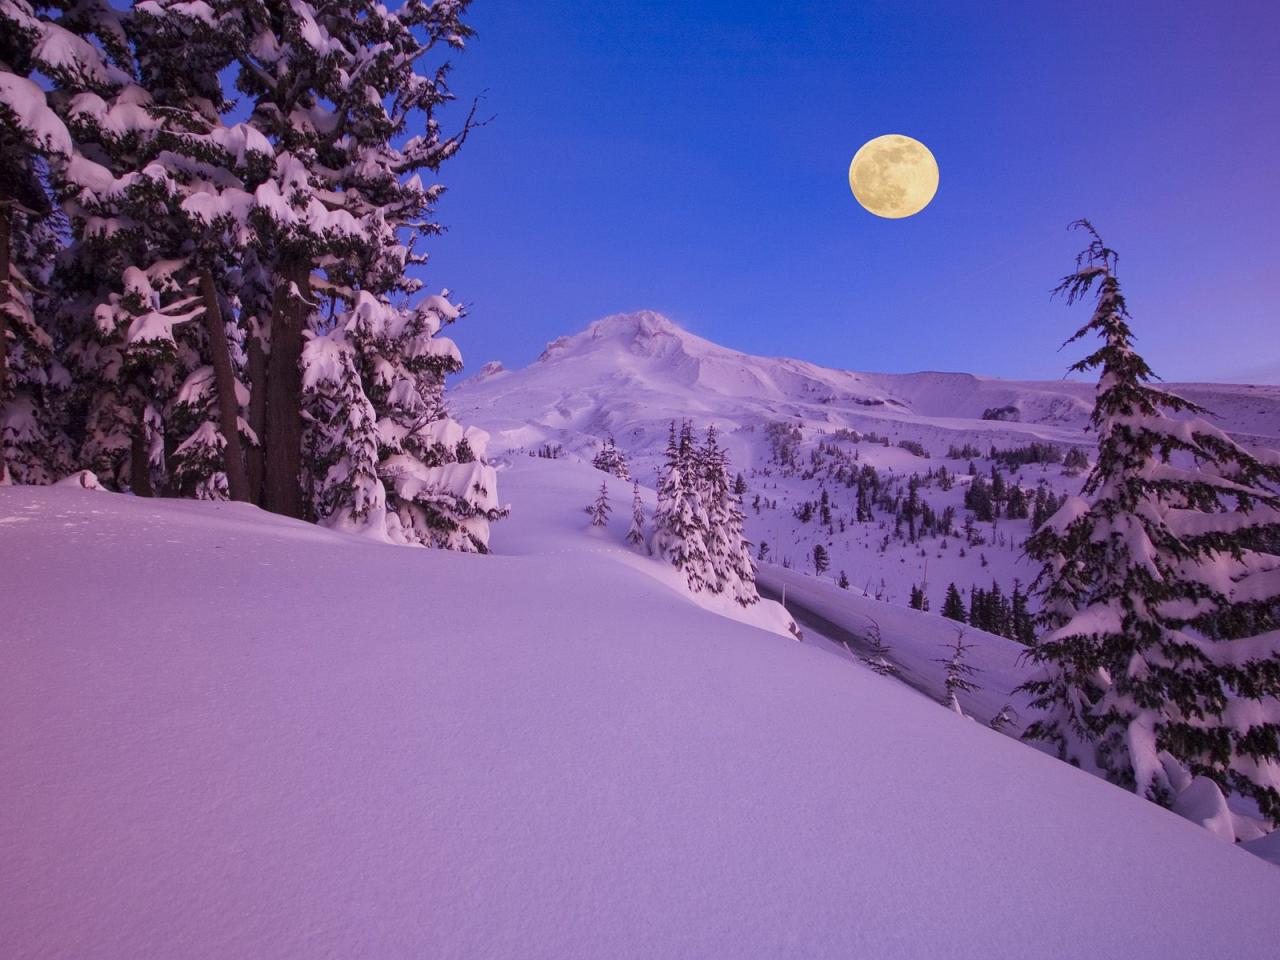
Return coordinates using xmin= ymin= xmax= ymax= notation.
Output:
xmin=693 ymin=424 xmax=758 ymax=605
xmin=0 ymin=0 xmax=126 ymax=484
xmin=812 ymin=543 xmax=829 ymax=576
xmin=1022 ymin=221 xmax=1280 ymax=819
xmin=587 ymin=480 xmax=610 ymax=527
xmin=938 ymin=630 xmax=979 ymax=716
xmin=941 ymin=583 xmax=967 ymax=622
xmin=860 ymin=618 xmax=898 ymax=677
xmin=651 ymin=420 xmax=711 ymax=592
xmin=592 ymin=435 xmax=630 ymax=480
xmin=161 ymin=0 xmax=480 ymax=519
xmin=626 ymin=479 xmax=645 ymax=546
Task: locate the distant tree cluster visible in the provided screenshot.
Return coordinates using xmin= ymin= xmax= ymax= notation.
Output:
xmin=591 ymin=435 xmax=630 ymax=480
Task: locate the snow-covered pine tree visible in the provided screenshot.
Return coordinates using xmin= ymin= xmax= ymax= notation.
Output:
xmin=626 ymin=479 xmax=645 ymax=545
xmin=591 ymin=435 xmax=629 ymax=480
xmin=300 ymin=327 xmax=383 ymax=530
xmin=586 ymin=480 xmax=611 ymax=527
xmin=0 ymin=195 xmax=70 ymax=485
xmin=695 ymin=424 xmax=759 ymax=605
xmin=938 ymin=629 xmax=979 ymax=716
xmin=1022 ymin=220 xmax=1280 ymax=819
xmin=153 ymin=0 xmax=480 ymax=520
xmin=308 ymin=292 xmax=505 ymax=550
xmin=859 ymin=618 xmax=898 ymax=677
xmin=84 ymin=2 xmax=274 ymax=502
xmin=0 ymin=0 xmax=123 ymax=484
xmin=650 ymin=420 xmax=711 ymax=592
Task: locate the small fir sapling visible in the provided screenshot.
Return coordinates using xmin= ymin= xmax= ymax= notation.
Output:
xmin=859 ymin=617 xmax=899 ymax=678
xmin=937 ymin=629 xmax=980 ymax=716
xmin=626 ymin=480 xmax=645 ymax=545
xmin=587 ymin=480 xmax=611 ymax=527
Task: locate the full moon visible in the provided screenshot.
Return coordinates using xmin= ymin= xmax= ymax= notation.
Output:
xmin=848 ymin=134 xmax=939 ymax=219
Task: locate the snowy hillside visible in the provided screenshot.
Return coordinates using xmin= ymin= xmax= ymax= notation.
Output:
xmin=5 ymin=471 xmax=1280 ymax=959
xmin=452 ymin=312 xmax=1280 ymax=615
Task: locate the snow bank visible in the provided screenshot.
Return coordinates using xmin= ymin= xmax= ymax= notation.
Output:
xmin=3 ymin=478 xmax=1279 ymax=959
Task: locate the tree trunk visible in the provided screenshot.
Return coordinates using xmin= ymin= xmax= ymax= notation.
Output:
xmin=130 ymin=421 xmax=153 ymax=497
xmin=262 ymin=261 xmax=308 ymax=519
xmin=0 ymin=202 xmax=11 ymax=396
xmin=198 ymin=268 xmax=251 ymax=502
xmin=0 ymin=202 xmax=11 ymax=481
xmin=245 ymin=332 xmax=266 ymax=504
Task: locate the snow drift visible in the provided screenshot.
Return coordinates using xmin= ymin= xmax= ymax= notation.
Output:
xmin=3 ymin=463 xmax=1279 ymax=959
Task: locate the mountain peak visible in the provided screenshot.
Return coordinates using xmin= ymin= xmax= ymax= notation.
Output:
xmin=586 ymin=310 xmax=682 ymax=340
xmin=537 ymin=310 xmax=704 ymax=364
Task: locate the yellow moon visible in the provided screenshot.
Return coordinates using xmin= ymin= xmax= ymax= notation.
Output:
xmin=848 ymin=134 xmax=939 ymax=219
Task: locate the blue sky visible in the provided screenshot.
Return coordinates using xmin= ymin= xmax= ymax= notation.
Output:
xmin=424 ymin=0 xmax=1279 ymax=383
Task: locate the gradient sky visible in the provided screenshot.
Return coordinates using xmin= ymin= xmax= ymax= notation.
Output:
xmin=424 ymin=0 xmax=1279 ymax=384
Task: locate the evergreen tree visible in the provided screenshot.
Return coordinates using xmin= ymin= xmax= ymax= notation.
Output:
xmin=591 ymin=435 xmax=630 ymax=480
xmin=1022 ymin=221 xmax=1280 ymax=819
xmin=1063 ymin=445 xmax=1090 ymax=476
xmin=859 ymin=618 xmax=898 ymax=677
xmin=1006 ymin=484 xmax=1029 ymax=520
xmin=694 ymin=424 xmax=758 ymax=605
xmin=941 ymin=583 xmax=967 ymax=623
xmin=965 ymin=472 xmax=994 ymax=522
xmin=301 ymin=329 xmax=382 ymax=526
xmin=0 ymin=0 xmax=127 ymax=485
xmin=904 ymin=474 xmax=920 ymax=541
xmin=812 ymin=543 xmax=829 ymax=576
xmin=937 ymin=630 xmax=980 ymax=716
xmin=1010 ymin=581 xmax=1035 ymax=646
xmin=651 ymin=420 xmax=711 ymax=593
xmin=587 ymin=480 xmax=610 ymax=527
xmin=164 ymin=0 xmax=480 ymax=519
xmin=626 ymin=479 xmax=645 ymax=546
xmin=838 ymin=569 xmax=850 ymax=589
xmin=855 ymin=477 xmax=872 ymax=522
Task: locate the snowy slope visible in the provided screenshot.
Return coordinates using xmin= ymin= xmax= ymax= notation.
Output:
xmin=756 ymin=563 xmax=1033 ymax=729
xmin=4 ymin=471 xmax=1280 ymax=960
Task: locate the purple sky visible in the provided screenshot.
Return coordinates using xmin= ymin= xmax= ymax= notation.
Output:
xmin=423 ymin=0 xmax=1280 ymax=384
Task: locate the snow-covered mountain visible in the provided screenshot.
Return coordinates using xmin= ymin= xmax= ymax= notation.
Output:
xmin=452 ymin=311 xmax=1280 ymax=611
xmin=452 ymin=310 xmax=1280 ymax=458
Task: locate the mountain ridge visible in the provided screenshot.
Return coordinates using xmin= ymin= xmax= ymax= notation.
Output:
xmin=453 ymin=310 xmax=1280 ymax=459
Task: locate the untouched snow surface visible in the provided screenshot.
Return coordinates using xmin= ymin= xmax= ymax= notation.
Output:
xmin=4 ymin=459 xmax=1280 ymax=959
